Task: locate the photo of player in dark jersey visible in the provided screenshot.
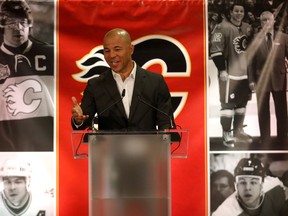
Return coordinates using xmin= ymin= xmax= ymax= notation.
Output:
xmin=210 ymin=2 xmax=253 ymax=148
xmin=0 ymin=0 xmax=54 ymax=151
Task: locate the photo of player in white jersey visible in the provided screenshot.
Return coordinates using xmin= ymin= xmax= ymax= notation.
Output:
xmin=0 ymin=154 xmax=55 ymax=216
xmin=211 ymin=155 xmax=288 ymax=216
xmin=0 ymin=0 xmax=54 ymax=151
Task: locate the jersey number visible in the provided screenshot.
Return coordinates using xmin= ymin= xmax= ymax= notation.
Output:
xmin=37 ymin=210 xmax=46 ymax=216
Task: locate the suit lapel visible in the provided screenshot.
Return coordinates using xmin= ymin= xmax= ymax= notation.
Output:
xmin=257 ymin=36 xmax=269 ymax=55
xmin=103 ymin=70 xmax=127 ymax=118
xmin=129 ymin=66 xmax=146 ymax=120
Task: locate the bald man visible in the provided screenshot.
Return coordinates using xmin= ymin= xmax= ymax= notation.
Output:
xmin=248 ymin=11 xmax=288 ymax=147
xmin=71 ymin=28 xmax=175 ymax=131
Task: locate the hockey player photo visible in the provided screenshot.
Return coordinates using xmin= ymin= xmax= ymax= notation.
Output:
xmin=209 ymin=2 xmax=253 ymax=149
xmin=208 ymin=0 xmax=288 ymax=151
xmin=212 ymin=156 xmax=288 ymax=216
xmin=0 ymin=156 xmax=55 ymax=216
xmin=0 ymin=0 xmax=54 ymax=151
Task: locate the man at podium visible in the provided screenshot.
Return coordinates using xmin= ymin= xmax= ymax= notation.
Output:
xmin=71 ymin=28 xmax=175 ymax=131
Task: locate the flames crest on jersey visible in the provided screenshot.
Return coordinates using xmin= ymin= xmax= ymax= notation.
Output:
xmin=233 ymin=35 xmax=248 ymax=54
xmin=3 ymin=79 xmax=42 ymax=116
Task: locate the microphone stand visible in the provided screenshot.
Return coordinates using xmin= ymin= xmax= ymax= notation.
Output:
xmin=137 ymin=95 xmax=175 ymax=129
xmin=137 ymin=95 xmax=181 ymax=142
xmin=91 ymin=89 xmax=126 ymax=131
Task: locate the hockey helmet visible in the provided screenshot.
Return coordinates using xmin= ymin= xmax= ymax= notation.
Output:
xmin=234 ymin=158 xmax=265 ymax=182
xmin=282 ymin=170 xmax=288 ymax=187
xmin=0 ymin=158 xmax=32 ymax=179
xmin=0 ymin=0 xmax=33 ymax=27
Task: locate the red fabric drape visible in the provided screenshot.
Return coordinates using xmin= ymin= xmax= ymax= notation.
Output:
xmin=58 ymin=0 xmax=206 ymax=215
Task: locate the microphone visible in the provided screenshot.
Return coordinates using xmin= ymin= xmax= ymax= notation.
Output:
xmin=137 ymin=94 xmax=181 ymax=142
xmin=91 ymin=89 xmax=126 ymax=131
xmin=137 ymin=94 xmax=175 ymax=129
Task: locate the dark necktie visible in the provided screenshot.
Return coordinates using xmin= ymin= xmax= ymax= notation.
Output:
xmin=267 ymin=32 xmax=272 ymax=49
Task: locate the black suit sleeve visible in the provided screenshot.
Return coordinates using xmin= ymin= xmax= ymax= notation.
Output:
xmin=71 ymin=78 xmax=98 ymax=130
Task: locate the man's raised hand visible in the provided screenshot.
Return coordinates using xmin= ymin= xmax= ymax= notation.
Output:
xmin=71 ymin=97 xmax=89 ymax=124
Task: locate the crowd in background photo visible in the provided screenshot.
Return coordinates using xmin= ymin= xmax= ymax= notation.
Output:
xmin=208 ymin=0 xmax=288 ymax=38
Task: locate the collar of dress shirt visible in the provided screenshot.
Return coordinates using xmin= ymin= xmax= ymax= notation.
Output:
xmin=112 ymin=61 xmax=136 ymax=80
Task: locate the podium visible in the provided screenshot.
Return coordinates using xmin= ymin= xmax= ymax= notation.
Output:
xmin=71 ymin=130 xmax=188 ymax=216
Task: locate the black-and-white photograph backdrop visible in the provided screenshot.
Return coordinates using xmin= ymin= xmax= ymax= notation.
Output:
xmin=208 ymin=1 xmax=288 ymax=215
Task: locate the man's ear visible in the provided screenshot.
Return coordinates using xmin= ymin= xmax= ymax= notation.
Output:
xmin=234 ymin=182 xmax=238 ymax=193
xmin=130 ymin=44 xmax=134 ymax=55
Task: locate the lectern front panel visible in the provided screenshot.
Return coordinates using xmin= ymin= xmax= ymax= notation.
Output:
xmin=88 ymin=133 xmax=171 ymax=216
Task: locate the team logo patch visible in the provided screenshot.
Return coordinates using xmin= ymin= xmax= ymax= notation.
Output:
xmin=37 ymin=210 xmax=46 ymax=216
xmin=0 ymin=64 xmax=10 ymax=81
xmin=233 ymin=35 xmax=248 ymax=54
xmin=3 ymin=79 xmax=42 ymax=116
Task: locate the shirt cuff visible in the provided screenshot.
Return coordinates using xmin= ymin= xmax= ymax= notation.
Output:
xmin=72 ymin=118 xmax=84 ymax=128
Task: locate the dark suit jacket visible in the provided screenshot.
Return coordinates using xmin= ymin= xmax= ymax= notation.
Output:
xmin=248 ymin=31 xmax=288 ymax=92
xmin=72 ymin=64 xmax=174 ymax=131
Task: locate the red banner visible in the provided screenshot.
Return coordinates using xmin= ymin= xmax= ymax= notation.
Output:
xmin=58 ymin=0 xmax=206 ymax=215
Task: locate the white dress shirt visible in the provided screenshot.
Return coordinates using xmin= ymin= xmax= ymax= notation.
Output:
xmin=112 ymin=62 xmax=136 ymax=118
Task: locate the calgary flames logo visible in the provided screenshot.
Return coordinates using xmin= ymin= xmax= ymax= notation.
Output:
xmin=73 ymin=35 xmax=191 ymax=117
xmin=3 ymin=80 xmax=42 ymax=116
xmin=233 ymin=35 xmax=248 ymax=54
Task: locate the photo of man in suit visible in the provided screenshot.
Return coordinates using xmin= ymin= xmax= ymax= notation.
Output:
xmin=71 ymin=28 xmax=175 ymax=131
xmin=248 ymin=11 xmax=288 ymax=148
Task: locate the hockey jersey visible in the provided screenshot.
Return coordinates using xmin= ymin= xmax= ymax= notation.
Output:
xmin=0 ymin=40 xmax=54 ymax=151
xmin=212 ymin=176 xmax=288 ymax=216
xmin=0 ymin=191 xmax=54 ymax=216
xmin=210 ymin=20 xmax=252 ymax=78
